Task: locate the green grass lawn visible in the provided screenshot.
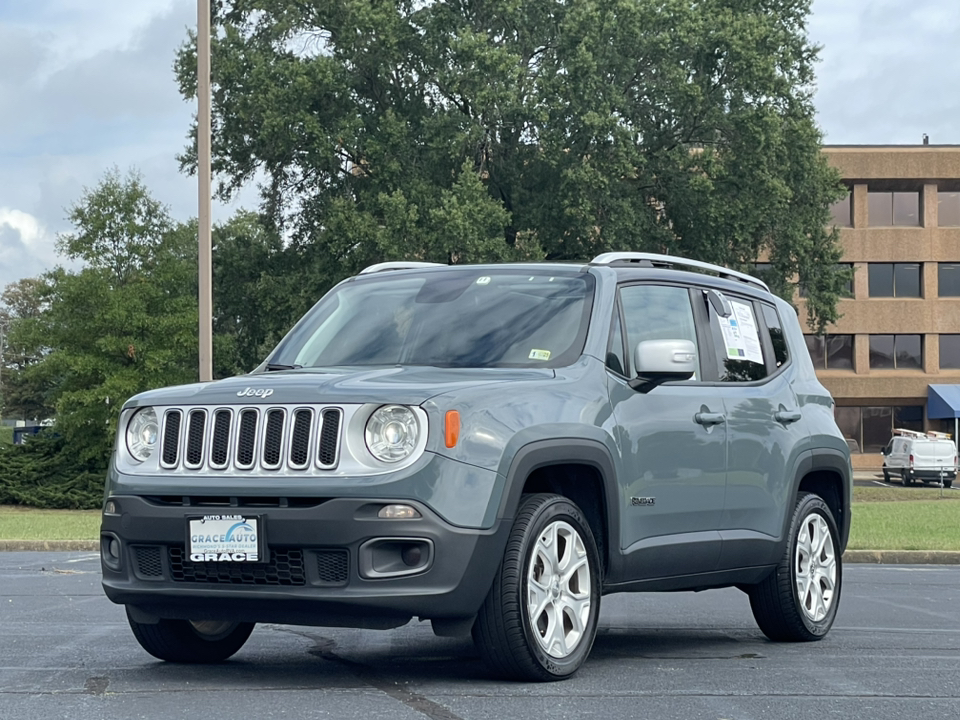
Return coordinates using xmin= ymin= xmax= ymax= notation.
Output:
xmin=1 ymin=488 xmax=960 ymax=550
xmin=848 ymin=486 xmax=960 ymax=551
xmin=0 ymin=505 xmax=101 ymax=541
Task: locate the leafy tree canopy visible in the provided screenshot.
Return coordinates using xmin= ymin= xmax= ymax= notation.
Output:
xmin=1 ymin=277 xmax=53 ymax=420
xmin=177 ymin=0 xmax=850 ymax=331
xmin=11 ymin=170 xmax=200 ymax=465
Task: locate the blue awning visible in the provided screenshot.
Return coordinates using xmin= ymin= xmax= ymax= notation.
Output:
xmin=928 ymin=385 xmax=960 ymax=419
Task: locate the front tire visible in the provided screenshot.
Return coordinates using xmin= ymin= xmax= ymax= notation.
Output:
xmin=882 ymin=467 xmax=890 ymax=482
xmin=748 ymin=492 xmax=842 ymax=642
xmin=473 ymin=493 xmax=601 ymax=682
xmin=126 ymin=608 xmax=255 ymax=663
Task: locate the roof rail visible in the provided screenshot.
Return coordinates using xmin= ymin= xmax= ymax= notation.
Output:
xmin=591 ymin=252 xmax=769 ymax=292
xmin=359 ymin=261 xmax=445 ymax=275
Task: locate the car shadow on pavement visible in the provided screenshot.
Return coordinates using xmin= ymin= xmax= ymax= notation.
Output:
xmin=118 ymin=623 xmax=774 ymax=688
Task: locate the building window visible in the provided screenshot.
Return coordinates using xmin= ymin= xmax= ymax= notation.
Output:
xmin=804 ymin=334 xmax=854 ymax=369
xmin=799 ymin=263 xmax=854 ymax=299
xmin=869 ymin=334 xmax=922 ymax=370
xmin=940 ymin=335 xmax=960 ymax=369
xmin=829 ymin=192 xmax=852 ymax=227
xmin=835 ymin=405 xmax=923 ymax=454
xmin=862 ymin=407 xmax=894 ymax=454
xmin=752 ymin=263 xmax=772 ymax=284
xmin=868 ymin=263 xmax=921 ymax=297
xmin=940 ymin=191 xmax=960 ymax=227
xmin=938 ymin=263 xmax=960 ymax=296
xmin=868 ymin=191 xmax=920 ymax=227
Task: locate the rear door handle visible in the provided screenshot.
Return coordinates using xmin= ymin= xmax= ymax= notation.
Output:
xmin=695 ymin=412 xmax=726 ymax=426
xmin=775 ymin=410 xmax=802 ymax=424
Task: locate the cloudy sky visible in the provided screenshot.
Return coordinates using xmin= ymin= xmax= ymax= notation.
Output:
xmin=0 ymin=0 xmax=958 ymax=294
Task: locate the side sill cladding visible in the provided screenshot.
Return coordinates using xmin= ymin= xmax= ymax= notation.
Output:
xmin=497 ymin=439 xmax=624 ymax=582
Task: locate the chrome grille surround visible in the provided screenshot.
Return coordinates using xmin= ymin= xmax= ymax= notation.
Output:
xmin=157 ymin=405 xmax=344 ymax=473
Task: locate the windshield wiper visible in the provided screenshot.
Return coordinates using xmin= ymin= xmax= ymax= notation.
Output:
xmin=265 ymin=363 xmax=302 ymax=371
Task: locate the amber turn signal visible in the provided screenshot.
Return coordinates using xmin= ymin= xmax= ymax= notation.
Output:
xmin=444 ymin=410 xmax=460 ymax=448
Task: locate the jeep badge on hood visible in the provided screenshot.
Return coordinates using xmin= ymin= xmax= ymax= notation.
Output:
xmin=236 ymin=387 xmax=274 ymax=399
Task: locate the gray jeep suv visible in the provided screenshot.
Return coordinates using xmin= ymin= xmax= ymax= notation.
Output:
xmin=101 ymin=252 xmax=852 ymax=681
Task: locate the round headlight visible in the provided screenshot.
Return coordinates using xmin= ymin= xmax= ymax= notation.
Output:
xmin=126 ymin=407 xmax=159 ymax=462
xmin=365 ymin=405 xmax=419 ymax=463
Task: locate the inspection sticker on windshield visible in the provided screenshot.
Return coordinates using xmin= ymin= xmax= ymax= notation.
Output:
xmin=476 ymin=276 xmax=491 ymax=285
xmin=529 ymin=349 xmax=552 ymax=361
xmin=188 ymin=515 xmax=260 ymax=562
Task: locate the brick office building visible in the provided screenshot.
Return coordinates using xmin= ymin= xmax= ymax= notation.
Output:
xmin=802 ymin=145 xmax=960 ymax=468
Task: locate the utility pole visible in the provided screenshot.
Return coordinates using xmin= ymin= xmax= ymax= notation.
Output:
xmin=0 ymin=321 xmax=6 ymax=422
xmin=197 ymin=0 xmax=213 ymax=382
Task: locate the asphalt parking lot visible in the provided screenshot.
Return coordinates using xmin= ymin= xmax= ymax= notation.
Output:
xmin=2 ymin=552 xmax=960 ymax=720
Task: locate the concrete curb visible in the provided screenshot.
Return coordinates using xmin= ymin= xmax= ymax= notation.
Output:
xmin=0 ymin=540 xmax=98 ymax=552
xmin=2 ymin=541 xmax=960 ymax=564
xmin=842 ymin=550 xmax=960 ymax=565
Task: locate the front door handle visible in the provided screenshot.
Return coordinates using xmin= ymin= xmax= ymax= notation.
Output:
xmin=775 ymin=409 xmax=802 ymax=424
xmin=695 ymin=412 xmax=726 ymax=426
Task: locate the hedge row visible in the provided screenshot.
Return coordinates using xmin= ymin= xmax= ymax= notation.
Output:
xmin=0 ymin=432 xmax=105 ymax=509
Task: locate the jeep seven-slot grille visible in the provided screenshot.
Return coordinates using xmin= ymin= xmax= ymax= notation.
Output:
xmin=159 ymin=406 xmax=342 ymax=472
xmin=161 ymin=411 xmax=181 ymax=465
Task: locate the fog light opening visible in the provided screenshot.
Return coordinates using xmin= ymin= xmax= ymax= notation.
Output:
xmin=100 ymin=535 xmax=122 ymax=570
xmin=401 ymin=544 xmax=422 ymax=567
xmin=360 ymin=537 xmax=433 ymax=578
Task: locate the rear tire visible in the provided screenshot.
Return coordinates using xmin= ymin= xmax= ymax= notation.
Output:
xmin=126 ymin=608 xmax=254 ymax=663
xmin=748 ymin=492 xmax=842 ymax=642
xmin=901 ymin=470 xmax=912 ymax=487
xmin=473 ymin=493 xmax=601 ymax=682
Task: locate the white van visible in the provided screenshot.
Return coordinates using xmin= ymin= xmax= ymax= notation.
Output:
xmin=881 ymin=429 xmax=957 ymax=487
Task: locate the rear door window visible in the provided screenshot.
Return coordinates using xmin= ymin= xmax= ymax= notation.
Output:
xmin=705 ymin=293 xmax=769 ymax=382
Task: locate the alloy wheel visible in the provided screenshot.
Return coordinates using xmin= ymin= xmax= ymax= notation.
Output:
xmin=794 ymin=512 xmax=837 ymax=623
xmin=526 ymin=520 xmax=592 ymax=659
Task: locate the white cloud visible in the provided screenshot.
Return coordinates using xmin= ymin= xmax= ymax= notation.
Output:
xmin=0 ymin=209 xmax=44 ymax=247
xmin=0 ymin=208 xmax=61 ymax=290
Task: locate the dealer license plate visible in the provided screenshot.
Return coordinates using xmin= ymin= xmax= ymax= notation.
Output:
xmin=187 ymin=515 xmax=261 ymax=562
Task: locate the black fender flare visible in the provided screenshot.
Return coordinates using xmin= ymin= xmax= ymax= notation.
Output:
xmin=497 ymin=438 xmax=624 ymax=580
xmin=781 ymin=448 xmax=853 ymax=552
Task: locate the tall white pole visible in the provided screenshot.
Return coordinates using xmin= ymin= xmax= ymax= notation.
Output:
xmin=0 ymin=321 xmax=5 ymax=421
xmin=197 ymin=0 xmax=213 ymax=382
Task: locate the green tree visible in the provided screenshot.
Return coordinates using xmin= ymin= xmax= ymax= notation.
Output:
xmin=212 ymin=210 xmax=300 ymax=374
xmin=176 ymin=0 xmax=849 ymax=331
xmin=0 ymin=277 xmax=54 ymax=420
xmin=15 ymin=170 xmax=200 ymax=466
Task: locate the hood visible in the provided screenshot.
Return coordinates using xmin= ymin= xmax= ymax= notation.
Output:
xmin=122 ymin=366 xmax=555 ymax=409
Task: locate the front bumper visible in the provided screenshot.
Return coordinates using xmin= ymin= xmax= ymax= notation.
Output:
xmin=100 ymin=495 xmax=510 ymax=627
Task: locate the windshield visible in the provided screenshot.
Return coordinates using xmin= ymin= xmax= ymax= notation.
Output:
xmin=269 ymin=268 xmax=595 ymax=369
